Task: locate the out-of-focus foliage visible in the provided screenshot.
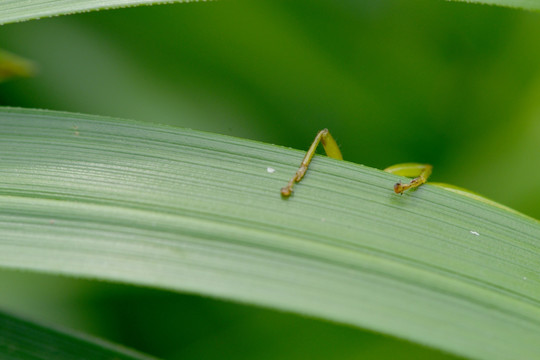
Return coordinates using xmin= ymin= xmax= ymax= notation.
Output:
xmin=0 ymin=310 xmax=157 ymax=360
xmin=0 ymin=50 xmax=34 ymax=82
xmin=0 ymin=0 xmax=538 ymax=359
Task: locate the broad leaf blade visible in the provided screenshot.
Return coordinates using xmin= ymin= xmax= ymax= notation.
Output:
xmin=0 ymin=108 xmax=539 ymax=360
xmin=0 ymin=0 xmax=190 ymax=25
xmin=0 ymin=310 xmax=157 ymax=360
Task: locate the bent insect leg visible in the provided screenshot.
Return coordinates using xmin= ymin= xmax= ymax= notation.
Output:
xmin=384 ymin=163 xmax=432 ymax=194
xmin=281 ymin=129 xmax=342 ymax=197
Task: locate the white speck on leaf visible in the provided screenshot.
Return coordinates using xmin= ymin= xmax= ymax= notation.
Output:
xmin=523 ymin=277 xmax=527 ymax=280
xmin=266 ymin=167 xmax=276 ymax=174
xmin=470 ymin=231 xmax=480 ymax=236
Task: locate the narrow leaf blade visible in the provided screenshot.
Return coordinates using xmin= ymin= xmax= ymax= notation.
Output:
xmin=450 ymin=0 xmax=540 ymax=11
xmin=0 ymin=0 xmax=191 ymax=25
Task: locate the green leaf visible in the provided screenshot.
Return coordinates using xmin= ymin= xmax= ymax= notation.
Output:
xmin=0 ymin=309 xmax=157 ymax=360
xmin=0 ymin=0 xmax=191 ymax=25
xmin=1 ymin=107 xmax=539 ymax=360
xmin=450 ymin=0 xmax=540 ymax=11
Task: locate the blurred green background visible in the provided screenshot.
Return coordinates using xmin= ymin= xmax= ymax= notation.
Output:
xmin=0 ymin=0 xmax=538 ymax=358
